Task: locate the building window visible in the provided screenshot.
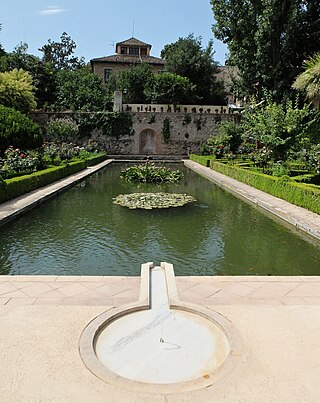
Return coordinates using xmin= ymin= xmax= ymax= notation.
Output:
xmin=120 ymin=47 xmax=127 ymax=54
xmin=129 ymin=47 xmax=139 ymax=55
xmin=104 ymin=68 xmax=112 ymax=83
xmin=140 ymin=47 xmax=147 ymax=56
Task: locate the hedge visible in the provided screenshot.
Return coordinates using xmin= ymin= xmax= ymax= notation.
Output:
xmin=209 ymin=160 xmax=320 ymax=214
xmin=189 ymin=154 xmax=215 ymax=167
xmin=0 ymin=153 xmax=107 ymax=203
xmin=85 ymin=153 xmax=107 ymax=166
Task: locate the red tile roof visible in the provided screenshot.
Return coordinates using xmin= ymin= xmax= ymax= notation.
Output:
xmin=116 ymin=37 xmax=152 ymax=48
xmin=91 ymin=54 xmax=165 ymax=65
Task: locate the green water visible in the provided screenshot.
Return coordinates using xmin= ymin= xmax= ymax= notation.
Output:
xmin=0 ymin=163 xmax=320 ymax=276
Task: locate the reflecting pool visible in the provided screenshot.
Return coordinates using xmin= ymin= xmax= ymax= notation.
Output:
xmin=1 ymin=163 xmax=320 ymax=276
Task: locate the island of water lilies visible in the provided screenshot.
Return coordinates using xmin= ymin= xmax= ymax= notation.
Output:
xmin=114 ymin=163 xmax=196 ymax=209
xmin=113 ymin=193 xmax=197 ymax=209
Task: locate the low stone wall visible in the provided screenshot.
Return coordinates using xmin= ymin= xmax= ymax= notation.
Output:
xmin=30 ymin=111 xmax=239 ymax=155
xmin=123 ymin=103 xmax=233 ymax=114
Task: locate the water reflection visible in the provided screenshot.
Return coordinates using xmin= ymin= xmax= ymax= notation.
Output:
xmin=0 ymin=163 xmax=320 ymax=276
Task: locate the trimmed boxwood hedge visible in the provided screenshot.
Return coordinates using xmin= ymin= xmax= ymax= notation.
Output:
xmin=85 ymin=153 xmax=107 ymax=166
xmin=0 ymin=153 xmax=107 ymax=203
xmin=189 ymin=154 xmax=215 ymax=167
xmin=209 ymin=160 xmax=320 ymax=214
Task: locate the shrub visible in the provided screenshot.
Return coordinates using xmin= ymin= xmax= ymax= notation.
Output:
xmin=41 ymin=142 xmax=87 ymax=165
xmin=0 ymin=147 xmax=41 ymax=179
xmin=189 ymin=154 xmax=214 ymax=167
xmin=0 ymin=105 xmax=43 ymax=154
xmin=242 ymin=97 xmax=313 ymax=161
xmin=0 ymin=161 xmax=86 ymax=203
xmin=0 ymin=153 xmax=107 ymax=203
xmin=120 ymin=162 xmax=183 ymax=183
xmin=46 ymin=118 xmax=79 ymax=141
xmin=0 ymin=68 xmax=37 ymax=113
xmin=210 ymin=160 xmax=320 ymax=214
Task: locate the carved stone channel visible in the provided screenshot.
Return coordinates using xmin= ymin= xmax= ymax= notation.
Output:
xmin=79 ymin=262 xmax=243 ymax=394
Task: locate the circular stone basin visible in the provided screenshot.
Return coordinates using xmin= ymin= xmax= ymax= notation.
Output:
xmin=80 ymin=265 xmax=241 ymax=393
xmin=94 ymin=308 xmax=230 ymax=385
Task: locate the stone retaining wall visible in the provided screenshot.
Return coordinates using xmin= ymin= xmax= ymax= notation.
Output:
xmin=31 ymin=111 xmax=239 ymax=155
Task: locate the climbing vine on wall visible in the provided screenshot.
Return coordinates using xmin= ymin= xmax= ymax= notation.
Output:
xmin=162 ymin=117 xmax=170 ymax=143
xmin=103 ymin=112 xmax=133 ymax=137
xmin=74 ymin=112 xmax=133 ymax=137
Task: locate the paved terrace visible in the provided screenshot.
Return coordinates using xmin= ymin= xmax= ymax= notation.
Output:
xmin=1 ymin=275 xmax=320 ymax=402
xmin=1 ymin=159 xmax=320 ymax=402
xmin=1 ymin=275 xmax=320 ymax=307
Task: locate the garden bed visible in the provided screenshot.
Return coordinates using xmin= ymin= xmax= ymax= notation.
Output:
xmin=190 ymin=155 xmax=320 ymax=214
xmin=0 ymin=153 xmax=107 ymax=203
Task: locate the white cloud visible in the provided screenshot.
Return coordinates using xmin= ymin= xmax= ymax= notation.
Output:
xmin=39 ymin=6 xmax=66 ymax=16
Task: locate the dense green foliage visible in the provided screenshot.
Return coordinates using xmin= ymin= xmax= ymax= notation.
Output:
xmin=0 ymin=43 xmax=57 ymax=109
xmin=0 ymin=68 xmax=37 ymax=112
xmin=0 ymin=161 xmax=86 ymax=203
xmin=204 ymin=120 xmax=243 ymax=157
xmin=0 ymin=146 xmax=42 ymax=178
xmin=190 ymin=154 xmax=320 ymax=214
xmin=293 ymin=52 xmax=320 ymax=102
xmin=0 ymin=33 xmax=108 ymax=111
xmin=211 ymin=0 xmax=320 ymax=101
xmin=99 ymin=112 xmax=133 ymax=137
xmin=108 ymin=63 xmax=153 ymax=104
xmin=188 ymin=154 xmax=214 ymax=167
xmin=46 ymin=118 xmax=79 ymax=141
xmin=54 ymin=66 xmax=112 ymax=111
xmin=242 ymin=97 xmax=313 ymax=160
xmin=0 ymin=141 xmax=104 ymax=179
xmin=161 ymin=34 xmax=226 ymax=104
xmin=39 ymin=32 xmax=85 ymax=71
xmin=209 ymin=160 xmax=320 ymax=214
xmin=0 ymin=105 xmax=43 ymax=153
xmin=144 ymin=72 xmax=196 ymax=104
xmin=0 ymin=153 xmax=106 ymax=203
xmin=120 ymin=162 xmax=183 ymax=183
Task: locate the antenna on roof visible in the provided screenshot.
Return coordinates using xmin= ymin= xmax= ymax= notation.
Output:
xmin=108 ymin=40 xmax=116 ymax=51
xmin=132 ymin=20 xmax=135 ymax=38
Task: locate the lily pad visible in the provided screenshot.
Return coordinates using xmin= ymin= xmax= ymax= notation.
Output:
xmin=113 ymin=192 xmax=197 ymax=210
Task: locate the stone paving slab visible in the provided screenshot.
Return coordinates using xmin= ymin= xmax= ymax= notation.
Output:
xmin=1 ymin=304 xmax=320 ymax=402
xmin=184 ymin=160 xmax=320 ymax=241
xmin=0 ymin=276 xmax=140 ymax=307
xmin=0 ymin=159 xmax=113 ymax=227
xmin=1 ymin=275 xmax=320 ymax=306
xmin=176 ymin=276 xmax=320 ymax=305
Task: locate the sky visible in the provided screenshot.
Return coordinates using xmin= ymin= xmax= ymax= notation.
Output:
xmin=0 ymin=0 xmax=228 ymax=65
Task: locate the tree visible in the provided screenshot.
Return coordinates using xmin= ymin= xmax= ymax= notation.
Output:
xmin=242 ymin=97 xmax=312 ymax=160
xmin=53 ymin=66 xmax=111 ymax=111
xmin=292 ymin=53 xmax=320 ymax=104
xmin=161 ymin=34 xmax=226 ymax=104
xmin=39 ymin=32 xmax=85 ymax=70
xmin=108 ymin=63 xmax=154 ymax=104
xmin=0 ymin=43 xmax=57 ymax=108
xmin=144 ymin=72 xmax=196 ymax=104
xmin=211 ymin=0 xmax=320 ymax=101
xmin=0 ymin=68 xmax=37 ymax=112
xmin=0 ymin=24 xmax=5 ymax=56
